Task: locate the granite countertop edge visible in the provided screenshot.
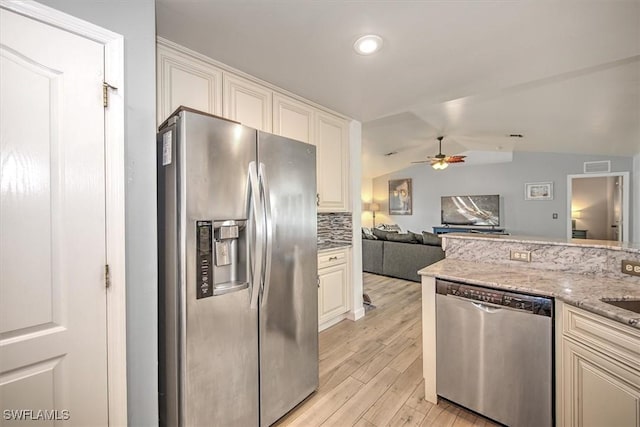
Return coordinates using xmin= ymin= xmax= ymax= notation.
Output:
xmin=442 ymin=233 xmax=640 ymax=254
xmin=318 ymin=240 xmax=352 ymax=252
xmin=419 ymin=259 xmax=640 ymax=329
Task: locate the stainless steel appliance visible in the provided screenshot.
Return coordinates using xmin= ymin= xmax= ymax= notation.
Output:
xmin=436 ymin=279 xmax=553 ymax=427
xmin=157 ymin=107 xmax=318 ymax=426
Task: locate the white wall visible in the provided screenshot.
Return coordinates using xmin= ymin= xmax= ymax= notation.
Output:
xmin=634 ymin=153 xmax=640 ymax=243
xmin=361 ymin=177 xmax=374 ymax=227
xmin=38 ymin=1 xmax=158 ymax=425
xmin=372 ymin=152 xmax=634 ymax=239
xmin=349 ymin=121 xmax=364 ymax=321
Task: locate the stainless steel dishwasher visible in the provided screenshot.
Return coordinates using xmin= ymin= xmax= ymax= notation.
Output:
xmin=436 ymin=279 xmax=553 ymax=427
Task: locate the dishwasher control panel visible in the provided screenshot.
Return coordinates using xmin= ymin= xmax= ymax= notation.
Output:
xmin=436 ymin=279 xmax=553 ymax=317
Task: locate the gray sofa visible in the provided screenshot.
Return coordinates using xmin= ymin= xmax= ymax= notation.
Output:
xmin=362 ymin=238 xmax=445 ymax=282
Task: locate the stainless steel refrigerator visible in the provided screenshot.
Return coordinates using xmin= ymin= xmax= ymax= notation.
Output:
xmin=157 ymin=107 xmax=318 ymax=427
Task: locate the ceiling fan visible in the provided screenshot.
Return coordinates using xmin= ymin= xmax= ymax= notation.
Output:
xmin=412 ymin=136 xmax=466 ymax=170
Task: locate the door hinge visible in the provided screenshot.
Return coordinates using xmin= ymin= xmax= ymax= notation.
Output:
xmin=105 ymin=264 xmax=111 ymax=288
xmin=103 ymin=82 xmax=117 ymax=108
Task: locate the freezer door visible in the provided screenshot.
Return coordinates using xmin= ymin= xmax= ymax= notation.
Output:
xmin=257 ymin=132 xmax=319 ymax=426
xmin=175 ymin=110 xmax=260 ymax=426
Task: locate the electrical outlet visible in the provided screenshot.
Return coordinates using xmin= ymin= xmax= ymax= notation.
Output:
xmin=621 ymin=260 xmax=640 ymax=277
xmin=510 ymin=250 xmax=531 ymax=262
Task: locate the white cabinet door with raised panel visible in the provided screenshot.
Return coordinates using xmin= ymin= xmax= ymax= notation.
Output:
xmin=318 ymin=264 xmax=349 ymax=324
xmin=223 ymin=73 xmax=272 ymax=132
xmin=562 ymin=339 xmax=640 ymax=427
xmin=316 ymin=112 xmax=349 ymax=212
xmin=157 ymin=44 xmax=222 ymax=125
xmin=273 ymin=93 xmax=314 ymax=144
xmin=318 ymin=248 xmax=351 ymax=329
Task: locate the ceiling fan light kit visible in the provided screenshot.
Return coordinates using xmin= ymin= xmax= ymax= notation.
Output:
xmin=432 ymin=160 xmax=449 ymax=170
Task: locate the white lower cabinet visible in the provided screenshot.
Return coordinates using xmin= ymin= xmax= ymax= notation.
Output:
xmin=318 ymin=248 xmax=351 ymax=331
xmin=557 ymin=301 xmax=640 ymax=427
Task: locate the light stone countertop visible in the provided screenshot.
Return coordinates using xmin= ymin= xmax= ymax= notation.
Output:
xmin=318 ymin=240 xmax=352 ymax=252
xmin=441 ymin=233 xmax=640 ymax=254
xmin=419 ymin=258 xmax=640 ymax=328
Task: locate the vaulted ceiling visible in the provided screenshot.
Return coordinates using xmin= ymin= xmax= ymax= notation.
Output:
xmin=157 ymin=0 xmax=640 ymax=178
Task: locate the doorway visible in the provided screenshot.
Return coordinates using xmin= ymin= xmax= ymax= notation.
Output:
xmin=567 ymin=172 xmax=630 ymax=242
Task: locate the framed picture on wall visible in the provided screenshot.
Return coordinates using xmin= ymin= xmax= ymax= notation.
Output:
xmin=524 ymin=181 xmax=553 ymax=200
xmin=389 ymin=178 xmax=412 ymax=215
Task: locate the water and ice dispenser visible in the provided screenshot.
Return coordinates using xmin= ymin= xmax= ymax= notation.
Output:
xmin=196 ymin=220 xmax=247 ymax=299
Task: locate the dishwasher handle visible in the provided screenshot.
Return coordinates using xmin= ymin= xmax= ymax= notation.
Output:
xmin=471 ymin=302 xmax=501 ymax=313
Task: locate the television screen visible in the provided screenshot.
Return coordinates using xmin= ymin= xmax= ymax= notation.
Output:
xmin=441 ymin=194 xmax=500 ymax=226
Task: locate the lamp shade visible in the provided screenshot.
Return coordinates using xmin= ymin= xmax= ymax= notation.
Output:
xmin=370 ymin=202 xmax=380 ymax=212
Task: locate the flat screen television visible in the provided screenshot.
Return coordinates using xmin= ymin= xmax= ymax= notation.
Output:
xmin=441 ymin=194 xmax=500 ymax=226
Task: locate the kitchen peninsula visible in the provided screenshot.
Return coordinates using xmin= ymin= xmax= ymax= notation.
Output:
xmin=419 ymin=234 xmax=640 ymax=427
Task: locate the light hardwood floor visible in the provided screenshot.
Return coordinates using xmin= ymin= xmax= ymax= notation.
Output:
xmin=276 ymin=273 xmax=499 ymax=427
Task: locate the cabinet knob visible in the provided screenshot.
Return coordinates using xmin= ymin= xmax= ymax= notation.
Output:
xmin=328 ymin=256 xmax=338 ymax=261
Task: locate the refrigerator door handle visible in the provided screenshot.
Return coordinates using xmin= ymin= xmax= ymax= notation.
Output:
xmin=248 ymin=161 xmax=263 ymax=309
xmin=259 ymin=162 xmax=273 ymax=306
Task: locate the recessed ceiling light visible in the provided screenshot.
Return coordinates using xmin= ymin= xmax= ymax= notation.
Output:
xmin=354 ymin=34 xmax=383 ymax=55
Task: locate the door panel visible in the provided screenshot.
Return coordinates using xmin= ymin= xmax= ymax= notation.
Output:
xmin=0 ymin=8 xmax=107 ymax=426
xmin=257 ymin=132 xmax=318 ymax=426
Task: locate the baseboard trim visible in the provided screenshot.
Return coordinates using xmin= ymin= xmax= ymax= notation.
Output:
xmin=347 ymin=307 xmax=365 ymax=321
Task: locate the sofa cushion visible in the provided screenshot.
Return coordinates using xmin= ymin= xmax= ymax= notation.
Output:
xmin=408 ymin=230 xmax=424 ymax=244
xmin=386 ymin=232 xmax=418 ymax=244
xmin=421 ymin=231 xmax=442 ymax=247
xmin=372 ymin=228 xmax=397 ymax=240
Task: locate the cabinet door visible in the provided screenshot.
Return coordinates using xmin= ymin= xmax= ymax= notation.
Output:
xmin=223 ymin=73 xmax=272 ymax=132
xmin=273 ymin=93 xmax=314 ymax=144
xmin=316 ymin=112 xmax=349 ymax=212
xmin=561 ymin=339 xmax=640 ymax=427
xmin=318 ymin=263 xmax=349 ymax=324
xmin=157 ymin=44 xmax=222 ymax=126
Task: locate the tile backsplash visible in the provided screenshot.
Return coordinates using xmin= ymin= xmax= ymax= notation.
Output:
xmin=318 ymin=213 xmax=352 ymax=243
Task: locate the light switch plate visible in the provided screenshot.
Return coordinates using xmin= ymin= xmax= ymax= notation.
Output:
xmin=621 ymin=260 xmax=640 ymax=277
xmin=510 ymin=250 xmax=531 ymax=262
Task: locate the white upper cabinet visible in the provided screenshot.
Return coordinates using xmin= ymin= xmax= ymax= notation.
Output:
xmin=223 ymin=73 xmax=272 ymax=132
xmin=316 ymin=112 xmax=349 ymax=212
xmin=156 ymin=44 xmax=222 ymax=126
xmin=273 ymin=93 xmax=315 ymax=145
xmin=156 ymin=39 xmax=352 ymax=212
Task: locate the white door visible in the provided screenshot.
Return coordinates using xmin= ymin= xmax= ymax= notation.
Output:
xmin=1 ymin=8 xmax=109 ymax=426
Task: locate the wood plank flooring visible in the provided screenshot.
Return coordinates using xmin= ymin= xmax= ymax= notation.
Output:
xmin=275 ymin=273 xmax=499 ymax=427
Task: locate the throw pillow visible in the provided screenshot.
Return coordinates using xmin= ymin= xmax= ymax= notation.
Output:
xmin=362 ymin=227 xmax=377 ymax=240
xmin=421 ymin=231 xmax=442 ymax=247
xmin=372 ymin=228 xmax=397 ymax=240
xmin=386 ymin=232 xmax=418 ymax=244
xmin=382 ymin=224 xmax=403 ymax=233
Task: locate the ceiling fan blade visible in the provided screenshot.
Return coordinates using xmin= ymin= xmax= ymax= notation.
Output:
xmin=444 ymin=155 xmax=466 ymax=164
xmin=411 ymin=160 xmax=432 ymax=164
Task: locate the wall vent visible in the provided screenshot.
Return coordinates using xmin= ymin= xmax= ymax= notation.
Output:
xmin=583 ymin=160 xmax=611 ymax=174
